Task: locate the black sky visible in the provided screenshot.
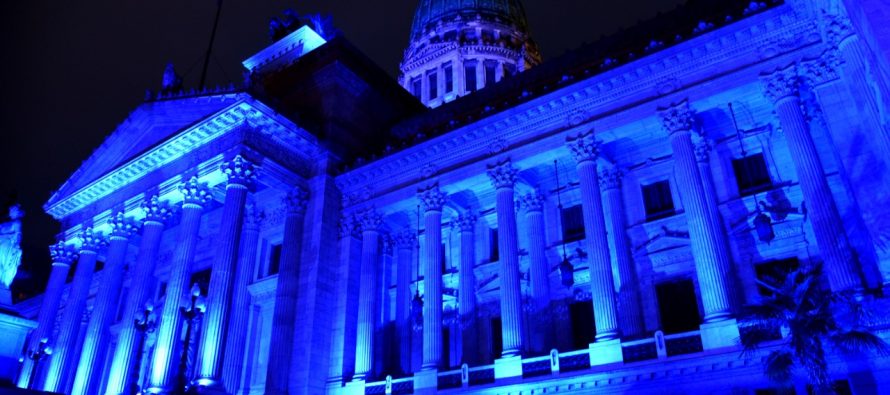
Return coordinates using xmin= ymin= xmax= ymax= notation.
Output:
xmin=0 ymin=0 xmax=685 ymax=299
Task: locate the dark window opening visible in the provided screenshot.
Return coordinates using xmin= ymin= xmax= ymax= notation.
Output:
xmin=642 ymin=180 xmax=675 ymax=221
xmin=94 ymin=260 xmax=105 ymax=272
xmin=484 ymin=61 xmax=497 ymax=87
xmin=561 ymin=205 xmax=585 ymax=243
xmin=733 ymin=153 xmax=773 ymax=196
xmin=489 ymin=228 xmax=499 ymax=262
xmin=427 ymin=71 xmax=438 ymax=100
xmin=269 ymin=243 xmax=283 ymax=276
xmin=490 ymin=317 xmax=503 ymax=360
xmin=442 ymin=326 xmax=451 ymax=369
xmin=755 ymin=388 xmax=797 ymax=395
xmin=754 ymin=257 xmax=799 ymax=297
xmin=411 ymin=77 xmax=422 ymax=99
xmin=464 ymin=62 xmax=477 ymax=93
xmin=443 ymin=63 xmax=454 ymax=93
xmin=656 ymin=279 xmax=701 ymax=334
xmin=158 ymin=282 xmax=167 ymax=299
xmin=569 ymin=301 xmax=596 ymax=350
xmin=440 ymin=243 xmax=447 ymax=273
xmin=504 ymin=63 xmax=517 ymax=77
xmin=190 ymin=268 xmax=212 ymax=296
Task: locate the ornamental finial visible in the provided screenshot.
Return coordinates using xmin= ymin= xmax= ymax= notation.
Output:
xmin=284 ymin=187 xmax=310 ymax=216
xmin=566 ymin=131 xmax=602 ymax=163
xmin=141 ymin=195 xmax=173 ymax=225
xmin=486 ymin=159 xmax=518 ymax=189
xmin=108 ymin=212 xmax=138 ymax=240
xmin=221 ymin=155 xmax=258 ymax=188
xmin=418 ymin=183 xmax=447 ymax=212
xmin=658 ymin=100 xmax=695 ymax=136
xmin=78 ymin=227 xmax=107 ymax=253
xmin=519 ymin=192 xmax=546 ymax=213
xmin=180 ymin=176 xmax=212 ymax=207
xmin=760 ymin=65 xmax=801 ymax=104
xmin=49 ymin=241 xmax=78 ymax=266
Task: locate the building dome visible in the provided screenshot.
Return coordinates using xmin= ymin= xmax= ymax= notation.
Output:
xmin=400 ymin=0 xmax=540 ymax=108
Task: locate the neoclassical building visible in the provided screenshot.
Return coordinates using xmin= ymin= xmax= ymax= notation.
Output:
xmin=6 ymin=0 xmax=890 ymax=394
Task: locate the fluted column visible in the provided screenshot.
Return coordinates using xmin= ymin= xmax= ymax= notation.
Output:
xmin=353 ymin=208 xmax=383 ymax=379
xmin=143 ymin=178 xmax=211 ymax=393
xmin=761 ymin=67 xmax=861 ymax=291
xmin=454 ymin=214 xmax=478 ymax=364
xmin=222 ymin=200 xmax=261 ymax=393
xmin=565 ymin=134 xmax=620 ymax=340
xmin=265 ymin=188 xmax=309 ymax=394
xmin=486 ymin=160 xmax=525 ymax=356
xmin=659 ymin=102 xmax=733 ymax=321
xmin=17 ymin=242 xmax=76 ymax=389
xmin=42 ymin=227 xmax=106 ymax=392
xmin=71 ymin=214 xmax=137 ymax=395
xmin=393 ymin=230 xmax=416 ymax=374
xmin=600 ymin=168 xmax=645 ymax=337
xmin=105 ymin=196 xmax=172 ymax=395
xmin=327 ymin=215 xmax=359 ymax=383
xmin=519 ymin=192 xmax=552 ymax=352
xmin=418 ymin=185 xmax=446 ymax=369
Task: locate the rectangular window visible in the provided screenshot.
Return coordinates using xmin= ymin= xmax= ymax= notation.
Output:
xmin=642 ymin=180 xmax=675 ymax=221
xmin=754 ymin=258 xmax=799 ymax=296
xmin=489 ymin=228 xmax=499 ymax=262
xmin=443 ymin=63 xmax=454 ymax=93
xmin=484 ymin=61 xmax=497 ymax=87
xmin=561 ymin=205 xmax=585 ymax=242
xmin=464 ymin=61 xmax=477 ymax=93
xmin=411 ymin=76 xmax=422 ymax=99
xmin=569 ymin=301 xmax=595 ymax=350
xmin=427 ymin=71 xmax=438 ymax=100
xmin=733 ymin=153 xmax=773 ymax=196
xmin=268 ymin=243 xmax=283 ymax=276
xmin=190 ymin=268 xmax=212 ymax=296
xmin=655 ymin=279 xmax=700 ymax=334
xmin=490 ymin=317 xmax=503 ymax=359
xmin=440 ymin=242 xmax=447 ymax=273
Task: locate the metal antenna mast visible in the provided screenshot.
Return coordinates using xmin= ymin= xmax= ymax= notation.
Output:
xmin=199 ymin=0 xmax=224 ymax=90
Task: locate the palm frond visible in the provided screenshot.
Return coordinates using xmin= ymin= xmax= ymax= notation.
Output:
xmin=830 ymin=330 xmax=890 ymax=356
xmin=764 ymin=350 xmax=794 ymax=385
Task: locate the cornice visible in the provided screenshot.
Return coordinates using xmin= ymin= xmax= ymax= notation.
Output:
xmin=337 ymin=5 xmax=817 ymax=204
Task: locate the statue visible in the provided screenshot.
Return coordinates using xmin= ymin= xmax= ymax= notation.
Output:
xmin=160 ymin=63 xmax=183 ymax=94
xmin=0 ymin=204 xmax=23 ymax=305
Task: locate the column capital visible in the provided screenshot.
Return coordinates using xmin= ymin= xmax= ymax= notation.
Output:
xmin=487 ymin=159 xmax=518 ymax=189
xmin=694 ymin=139 xmax=712 ymax=163
xmin=418 ymin=183 xmax=447 ymax=212
xmin=519 ymin=192 xmax=545 ymax=213
xmin=454 ymin=214 xmax=477 ymax=231
xmin=284 ymin=187 xmax=309 ymax=216
xmin=338 ymin=214 xmax=357 ymax=239
xmin=108 ymin=212 xmax=138 ymax=240
xmin=760 ymin=65 xmax=801 ymax=104
xmin=658 ymin=100 xmax=695 ymax=136
xmin=180 ymin=176 xmax=212 ymax=208
xmin=393 ymin=230 xmax=417 ymax=249
xmin=801 ymin=51 xmax=842 ymax=87
xmin=823 ymin=11 xmax=854 ymax=48
xmin=49 ymin=241 xmax=78 ymax=266
xmin=221 ymin=155 xmax=258 ymax=189
xmin=78 ymin=227 xmax=107 ymax=254
xmin=599 ymin=167 xmax=623 ymax=190
xmin=243 ymin=201 xmax=262 ymax=231
xmin=141 ymin=195 xmax=173 ymax=226
xmin=357 ymin=208 xmax=383 ymax=233
xmin=566 ymin=131 xmax=602 ymax=163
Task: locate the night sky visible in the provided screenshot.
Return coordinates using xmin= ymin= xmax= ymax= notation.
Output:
xmin=0 ymin=0 xmax=685 ymax=299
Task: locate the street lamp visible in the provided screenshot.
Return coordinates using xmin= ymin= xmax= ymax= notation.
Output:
xmin=131 ymin=302 xmax=157 ymax=395
xmin=20 ymin=337 xmax=51 ymax=389
xmin=176 ymin=283 xmax=206 ymax=395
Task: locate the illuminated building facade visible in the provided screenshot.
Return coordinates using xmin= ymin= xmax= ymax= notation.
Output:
xmin=7 ymin=0 xmax=890 ymax=394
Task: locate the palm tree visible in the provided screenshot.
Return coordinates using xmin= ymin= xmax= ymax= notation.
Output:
xmin=739 ymin=263 xmax=889 ymax=392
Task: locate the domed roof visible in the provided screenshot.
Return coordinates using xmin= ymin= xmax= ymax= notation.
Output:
xmin=409 ymin=0 xmax=530 ymax=43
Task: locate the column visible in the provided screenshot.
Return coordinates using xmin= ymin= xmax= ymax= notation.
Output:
xmin=71 ymin=213 xmax=137 ymax=395
xmin=486 ymin=160 xmax=525 ymax=356
xmin=417 ymin=184 xmax=446 ymax=369
xmin=17 ymin=242 xmax=76 ymax=389
xmin=43 ymin=227 xmax=105 ymax=392
xmin=196 ymin=155 xmax=256 ymax=389
xmin=761 ymin=66 xmax=861 ymax=291
xmin=265 ymin=188 xmax=309 ymax=394
xmin=565 ymin=135 xmax=620 ymax=340
xmin=658 ymin=102 xmax=733 ymax=321
xmin=145 ymin=177 xmax=210 ymax=393
xmin=519 ymin=192 xmax=553 ymax=352
xmin=105 ymin=196 xmax=172 ymax=395
xmin=600 ymin=167 xmax=645 ymax=338
xmin=454 ymin=214 xmax=478 ymax=365
xmin=353 ymin=208 xmax=382 ymax=379
xmin=222 ymin=200 xmax=261 ymax=393
xmin=393 ymin=230 xmax=416 ymax=374
xmin=327 ymin=215 xmax=359 ymax=384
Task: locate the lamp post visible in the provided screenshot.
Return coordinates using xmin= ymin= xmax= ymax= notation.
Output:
xmin=20 ymin=337 xmax=51 ymax=389
xmin=131 ymin=302 xmax=157 ymax=395
xmin=177 ymin=283 xmax=206 ymax=394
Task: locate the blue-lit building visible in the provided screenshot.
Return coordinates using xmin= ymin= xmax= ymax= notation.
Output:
xmin=5 ymin=0 xmax=890 ymax=393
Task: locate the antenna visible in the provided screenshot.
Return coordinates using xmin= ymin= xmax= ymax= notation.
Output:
xmin=200 ymin=0 xmax=224 ymax=90
xmin=728 ymin=102 xmax=746 ymax=157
